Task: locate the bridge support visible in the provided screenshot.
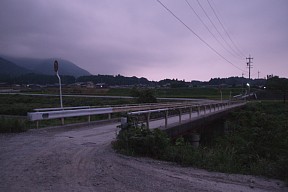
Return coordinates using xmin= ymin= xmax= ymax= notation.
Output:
xmin=189 ymin=133 xmax=200 ymax=148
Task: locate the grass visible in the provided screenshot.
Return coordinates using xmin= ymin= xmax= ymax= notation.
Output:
xmin=0 ymin=116 xmax=30 ymax=133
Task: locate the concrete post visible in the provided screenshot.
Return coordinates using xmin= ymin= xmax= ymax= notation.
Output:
xmin=121 ymin=117 xmax=127 ymax=125
xmin=120 ymin=117 xmax=128 ymax=129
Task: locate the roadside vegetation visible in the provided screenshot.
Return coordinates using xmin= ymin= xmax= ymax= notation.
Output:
xmin=113 ymin=101 xmax=288 ymax=182
xmin=0 ymin=117 xmax=29 ymax=133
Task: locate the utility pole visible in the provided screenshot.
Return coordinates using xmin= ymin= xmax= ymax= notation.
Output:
xmin=258 ymin=71 xmax=260 ymax=79
xmin=246 ymin=55 xmax=253 ymax=80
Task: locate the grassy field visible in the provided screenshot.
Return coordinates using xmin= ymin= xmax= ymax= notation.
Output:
xmin=27 ymin=87 xmax=245 ymax=99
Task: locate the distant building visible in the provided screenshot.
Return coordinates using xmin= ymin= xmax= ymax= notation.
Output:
xmin=95 ymin=83 xmax=108 ymax=88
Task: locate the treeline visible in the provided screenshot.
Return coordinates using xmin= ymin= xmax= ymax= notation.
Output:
xmin=2 ymin=73 xmax=285 ymax=89
xmin=0 ymin=73 xmax=76 ymax=85
xmin=192 ymin=77 xmax=266 ymax=87
xmin=77 ymin=74 xmax=153 ymax=86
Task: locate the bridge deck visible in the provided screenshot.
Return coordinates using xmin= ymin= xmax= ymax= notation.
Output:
xmin=144 ymin=102 xmax=246 ymax=132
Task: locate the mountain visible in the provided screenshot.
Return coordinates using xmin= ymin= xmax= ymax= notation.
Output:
xmin=0 ymin=56 xmax=90 ymax=77
xmin=0 ymin=57 xmax=31 ymax=76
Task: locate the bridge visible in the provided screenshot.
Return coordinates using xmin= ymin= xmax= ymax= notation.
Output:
xmin=126 ymin=101 xmax=245 ymax=137
xmin=28 ymin=99 xmax=246 ymax=141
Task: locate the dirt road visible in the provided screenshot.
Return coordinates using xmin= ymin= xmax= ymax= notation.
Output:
xmin=0 ymin=123 xmax=287 ymax=192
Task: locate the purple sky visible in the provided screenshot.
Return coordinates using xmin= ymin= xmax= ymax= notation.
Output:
xmin=1 ymin=0 xmax=287 ymax=81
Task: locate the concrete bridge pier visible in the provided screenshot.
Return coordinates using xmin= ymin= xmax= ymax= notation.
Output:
xmin=188 ymin=132 xmax=201 ymax=148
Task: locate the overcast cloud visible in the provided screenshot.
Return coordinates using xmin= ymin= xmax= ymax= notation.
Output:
xmin=0 ymin=0 xmax=287 ymax=81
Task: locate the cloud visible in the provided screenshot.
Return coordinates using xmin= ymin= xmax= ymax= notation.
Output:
xmin=0 ymin=0 xmax=287 ymax=81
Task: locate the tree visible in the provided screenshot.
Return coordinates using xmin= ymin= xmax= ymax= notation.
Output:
xmin=130 ymin=88 xmax=157 ymax=103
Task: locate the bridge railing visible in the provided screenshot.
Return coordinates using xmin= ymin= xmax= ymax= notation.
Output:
xmin=27 ymin=100 xmax=245 ymax=128
xmin=126 ymin=100 xmax=245 ymax=129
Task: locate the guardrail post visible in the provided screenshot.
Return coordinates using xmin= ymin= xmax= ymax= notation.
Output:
xmin=165 ymin=110 xmax=168 ymax=128
xmin=146 ymin=112 xmax=150 ymax=129
xmin=179 ymin=109 xmax=182 ymax=123
xmin=108 ymin=113 xmax=111 ymax=120
xmin=61 ymin=118 xmax=64 ymax=125
xmin=209 ymin=105 xmax=212 ymax=113
xmin=36 ymin=121 xmax=39 ymax=129
xmin=88 ymin=115 xmax=91 ymax=122
xmin=197 ymin=106 xmax=200 ymax=116
xmin=189 ymin=107 xmax=192 ymax=119
xmin=204 ymin=106 xmax=206 ymax=115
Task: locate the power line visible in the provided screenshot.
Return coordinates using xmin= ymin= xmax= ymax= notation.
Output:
xmin=155 ymin=0 xmax=245 ymax=72
xmin=184 ymin=0 xmax=239 ymax=60
xmin=195 ymin=0 xmax=242 ymax=59
xmin=207 ymin=0 xmax=246 ymax=58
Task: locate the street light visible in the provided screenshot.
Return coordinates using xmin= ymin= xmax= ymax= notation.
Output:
xmin=246 ymin=83 xmax=250 ymax=94
xmin=54 ymin=60 xmax=63 ymax=109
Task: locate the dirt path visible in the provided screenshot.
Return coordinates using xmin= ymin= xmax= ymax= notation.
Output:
xmin=0 ymin=124 xmax=287 ymax=192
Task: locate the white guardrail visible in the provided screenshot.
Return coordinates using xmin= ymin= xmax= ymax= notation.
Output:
xmin=27 ymin=100 xmax=244 ymax=122
xmin=28 ymin=107 xmax=113 ymax=121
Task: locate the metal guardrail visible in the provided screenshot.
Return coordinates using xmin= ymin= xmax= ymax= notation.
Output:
xmin=28 ymin=107 xmax=113 ymax=121
xmin=27 ymin=102 xmax=194 ymax=121
xmin=27 ymin=100 xmax=245 ymax=128
xmin=28 ymin=101 xmax=239 ymax=120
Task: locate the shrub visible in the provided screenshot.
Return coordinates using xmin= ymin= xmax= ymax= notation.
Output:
xmin=113 ymin=122 xmax=170 ymax=158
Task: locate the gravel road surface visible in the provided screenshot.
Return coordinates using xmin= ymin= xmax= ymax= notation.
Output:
xmin=0 ymin=123 xmax=287 ymax=192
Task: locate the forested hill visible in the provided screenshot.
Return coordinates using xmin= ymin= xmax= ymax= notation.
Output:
xmin=0 ymin=56 xmax=90 ymax=77
xmin=0 ymin=57 xmax=31 ymax=76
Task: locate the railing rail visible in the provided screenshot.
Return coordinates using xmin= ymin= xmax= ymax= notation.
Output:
xmin=27 ymin=100 xmax=245 ymax=128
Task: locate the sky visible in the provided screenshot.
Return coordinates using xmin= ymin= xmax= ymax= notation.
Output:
xmin=0 ymin=0 xmax=287 ymax=81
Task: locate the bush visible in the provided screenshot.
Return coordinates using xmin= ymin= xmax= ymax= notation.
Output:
xmin=113 ymin=122 xmax=170 ymax=158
